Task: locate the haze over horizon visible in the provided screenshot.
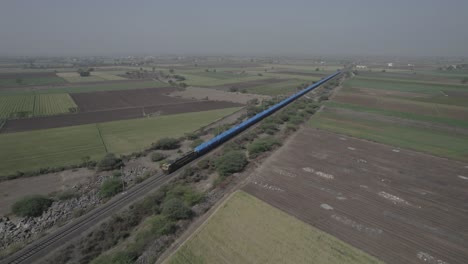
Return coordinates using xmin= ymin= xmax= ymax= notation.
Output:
xmin=1 ymin=0 xmax=467 ymax=57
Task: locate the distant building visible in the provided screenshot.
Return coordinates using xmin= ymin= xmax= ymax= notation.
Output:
xmin=356 ymin=65 xmax=367 ymax=69
xmin=387 ymin=63 xmax=393 ymax=67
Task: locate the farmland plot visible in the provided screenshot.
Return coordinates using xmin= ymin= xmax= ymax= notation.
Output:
xmin=0 ymin=94 xmax=77 ymax=119
xmin=243 ymin=128 xmax=468 ymax=264
xmin=167 ymin=191 xmax=381 ymax=264
xmin=33 ymin=94 xmax=78 ymax=116
xmin=0 ymin=95 xmax=34 ymax=118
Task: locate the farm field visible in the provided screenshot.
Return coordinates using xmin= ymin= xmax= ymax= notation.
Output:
xmin=243 ymin=128 xmax=468 ymax=264
xmin=309 ymin=110 xmax=468 ymax=161
xmin=70 ymin=87 xmax=192 ymax=112
xmin=0 ymin=107 xmax=240 ymax=177
xmin=0 ymin=80 xmax=167 ymax=95
xmin=246 ymin=79 xmax=310 ymax=96
xmin=56 ymin=72 xmax=108 ymax=82
xmin=166 ymin=191 xmax=381 ymax=264
xmin=2 ymin=98 xmax=241 ymax=133
xmin=345 ymin=76 xmax=467 ymax=95
xmin=0 ymin=72 xmax=65 ymax=87
xmin=0 ymin=94 xmax=77 ymax=118
xmin=311 ymin=71 xmax=468 ymax=161
xmin=181 ymin=72 xmax=268 ymax=87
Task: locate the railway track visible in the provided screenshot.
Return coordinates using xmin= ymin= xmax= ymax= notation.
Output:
xmin=0 ymin=171 xmax=174 ymax=264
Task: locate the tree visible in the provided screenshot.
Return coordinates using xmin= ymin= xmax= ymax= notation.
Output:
xmin=98 ymin=153 xmax=123 ymax=171
xmin=169 ymin=68 xmax=174 ymax=74
xmin=15 ymin=78 xmax=23 ymax=84
xmin=152 ymin=138 xmax=180 ymax=150
xmin=214 ymin=151 xmax=247 ymax=176
xmin=99 ymin=178 xmax=123 ymax=198
xmin=315 ymin=67 xmax=320 ymax=71
xmin=161 ymin=198 xmax=192 ymax=220
xmin=12 ymin=195 xmax=53 ymax=217
xmin=151 ymin=152 xmax=166 ymax=162
xmin=461 ymin=77 xmax=468 ymax=84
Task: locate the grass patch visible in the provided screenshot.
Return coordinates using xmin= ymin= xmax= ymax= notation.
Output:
xmin=309 ymin=112 xmax=468 ymax=161
xmin=346 ymin=76 xmax=466 ymax=95
xmin=99 ymin=107 xmax=241 ymax=154
xmin=182 ymin=73 xmax=266 ymax=86
xmin=247 ymin=79 xmax=309 ymax=96
xmin=325 ymin=101 xmax=468 ymax=129
xmin=166 ymin=191 xmax=381 ymax=264
xmin=0 ymin=108 xmax=240 ymax=177
xmin=0 ymin=76 xmax=65 ymax=87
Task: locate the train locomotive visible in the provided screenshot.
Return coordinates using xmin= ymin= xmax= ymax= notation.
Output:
xmin=160 ymin=70 xmax=342 ymax=174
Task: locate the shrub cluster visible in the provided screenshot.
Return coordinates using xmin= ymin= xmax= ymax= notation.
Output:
xmin=99 ymin=178 xmax=123 ymax=198
xmin=214 ymin=151 xmax=248 ymax=177
xmin=247 ymin=137 xmax=281 ymax=158
xmin=150 ymin=152 xmax=166 ymax=162
xmin=12 ymin=195 xmax=53 ymax=217
xmin=98 ymin=153 xmax=123 ymax=171
xmin=151 ymin=138 xmax=180 ymax=150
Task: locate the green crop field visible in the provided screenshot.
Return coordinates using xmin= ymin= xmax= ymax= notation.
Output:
xmin=325 ymin=101 xmax=468 ymax=129
xmin=98 ymin=107 xmax=241 ymax=153
xmin=0 ymin=94 xmax=77 ymax=118
xmin=346 ymin=76 xmax=467 ymax=95
xmin=247 ymin=79 xmax=309 ymax=96
xmin=182 ymin=72 xmax=267 ymax=86
xmin=0 ymin=107 xmax=240 ymax=177
xmin=166 ymin=191 xmax=381 ymax=264
xmin=0 ymin=80 xmax=167 ymax=96
xmin=309 ymin=111 xmax=468 ymax=161
xmin=90 ymin=71 xmax=127 ymax=81
xmin=0 ymin=95 xmax=34 ymax=118
xmin=33 ymin=94 xmax=78 ymax=116
xmin=56 ymin=72 xmax=107 ymax=82
xmin=0 ymin=76 xmax=66 ymax=87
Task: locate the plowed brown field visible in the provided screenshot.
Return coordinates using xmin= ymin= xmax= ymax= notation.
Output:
xmin=243 ymin=128 xmax=468 ymax=264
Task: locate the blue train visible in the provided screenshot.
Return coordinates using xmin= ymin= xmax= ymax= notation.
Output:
xmin=161 ymin=70 xmax=342 ymax=173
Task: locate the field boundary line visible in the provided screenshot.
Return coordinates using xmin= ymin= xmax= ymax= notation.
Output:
xmin=95 ymin=123 xmax=108 ymax=153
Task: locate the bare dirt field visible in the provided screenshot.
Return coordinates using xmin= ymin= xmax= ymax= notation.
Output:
xmin=243 ymin=128 xmax=468 ymax=264
xmin=0 ymin=168 xmax=93 ymax=216
xmin=1 ymin=101 xmax=241 ymax=133
xmin=169 ymin=87 xmax=270 ymax=104
xmin=70 ymin=87 xmax=191 ymax=112
xmin=0 ymin=72 xmax=58 ymax=79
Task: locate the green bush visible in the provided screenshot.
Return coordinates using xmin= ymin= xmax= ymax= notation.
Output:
xmin=166 ymin=184 xmax=204 ymax=205
xmin=288 ymin=115 xmax=304 ymax=125
xmin=191 ymin=139 xmax=203 ymax=149
xmin=152 ymin=138 xmax=180 ymax=150
xmin=99 ymin=178 xmax=123 ymax=198
xmin=259 ymin=122 xmax=279 ymax=135
xmin=98 ymin=153 xmax=123 ymax=171
xmin=161 ymin=198 xmax=192 ymax=220
xmin=150 ymin=215 xmax=177 ymax=236
xmin=12 ymin=195 xmax=53 ymax=217
xmin=247 ymin=137 xmax=281 ymax=158
xmin=55 ymin=190 xmax=79 ymax=201
xmin=285 ymin=123 xmax=299 ymax=132
xmin=215 ymin=151 xmax=248 ymax=177
xmin=91 ymin=251 xmax=136 ymax=264
xmin=197 ymin=159 xmax=210 ymax=170
xmin=185 ymin=132 xmax=200 ymax=140
xmin=151 ymin=152 xmax=166 ymax=162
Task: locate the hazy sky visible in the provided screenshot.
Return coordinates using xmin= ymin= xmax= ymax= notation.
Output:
xmin=1 ymin=0 xmax=467 ymax=57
